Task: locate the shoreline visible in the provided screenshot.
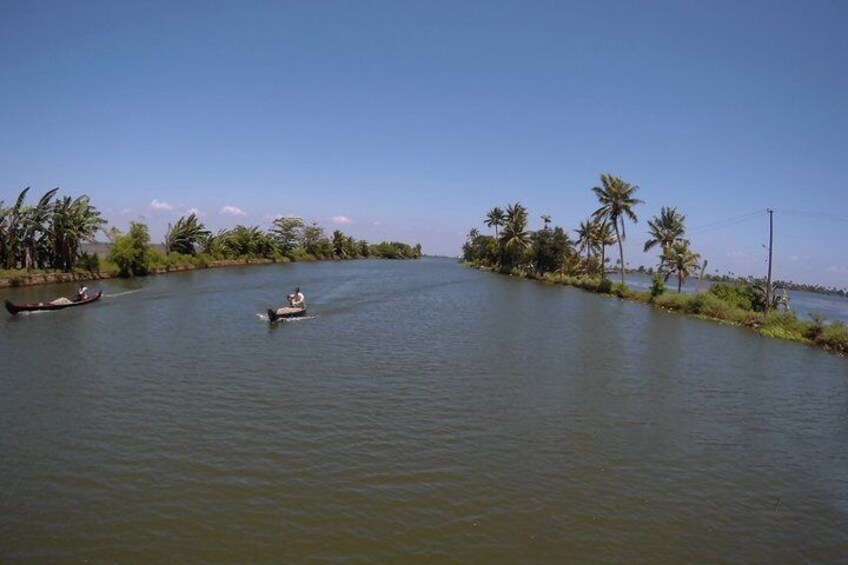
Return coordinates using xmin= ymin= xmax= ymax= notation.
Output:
xmin=466 ymin=263 xmax=846 ymax=358
xmin=0 ymin=258 xmax=280 ymax=289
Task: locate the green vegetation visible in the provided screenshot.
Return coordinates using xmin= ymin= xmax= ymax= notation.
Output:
xmin=2 ymin=187 xmax=421 ymax=284
xmin=591 ymin=174 xmax=644 ymax=285
xmin=108 ymin=222 xmax=151 ymax=277
xmin=464 ymin=173 xmax=846 ymax=357
xmin=0 ymin=187 xmax=105 ymax=271
xmin=106 ymin=217 xmax=421 ymax=278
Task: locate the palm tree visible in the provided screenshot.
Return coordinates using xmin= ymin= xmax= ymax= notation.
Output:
xmin=332 ymin=229 xmax=348 ymax=258
xmin=499 ymin=202 xmax=531 ymax=270
xmin=165 ymin=213 xmax=210 ymax=256
xmin=467 ymin=228 xmax=480 ymax=243
xmin=661 ymin=240 xmax=701 ymax=293
xmin=575 ymin=220 xmax=594 ymax=264
xmin=541 ymin=214 xmax=551 ymax=229
xmin=485 ymin=207 xmax=505 ymax=239
xmin=591 ymin=220 xmax=616 ymax=277
xmin=592 ymin=174 xmax=643 ymax=284
xmin=644 ymin=206 xmax=687 ymax=254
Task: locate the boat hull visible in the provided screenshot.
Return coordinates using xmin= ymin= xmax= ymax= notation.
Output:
xmin=267 ymin=306 xmax=306 ymax=322
xmin=5 ymin=290 xmax=103 ymax=315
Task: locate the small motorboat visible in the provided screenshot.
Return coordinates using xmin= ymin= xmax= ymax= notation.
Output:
xmin=267 ymin=306 xmax=307 ymax=323
xmin=5 ymin=290 xmax=103 ymax=315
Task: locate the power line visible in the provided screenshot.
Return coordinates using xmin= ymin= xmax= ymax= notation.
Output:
xmin=688 ymin=210 xmax=764 ymax=236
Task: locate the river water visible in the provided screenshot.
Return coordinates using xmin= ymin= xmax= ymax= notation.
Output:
xmin=2 ymin=258 xmax=847 ymax=562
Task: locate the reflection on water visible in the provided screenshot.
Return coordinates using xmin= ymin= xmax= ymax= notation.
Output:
xmin=1 ymin=259 xmax=846 ymax=561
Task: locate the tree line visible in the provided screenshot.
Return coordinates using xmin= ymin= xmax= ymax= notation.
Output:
xmin=464 ymin=173 xmax=701 ymax=293
xmin=1 ymin=187 xmax=421 ymax=277
xmin=0 ymin=187 xmax=105 ymax=272
xmin=462 ymin=174 xmax=847 ymax=355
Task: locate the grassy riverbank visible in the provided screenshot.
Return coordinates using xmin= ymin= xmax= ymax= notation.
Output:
xmin=0 ymin=255 xmax=282 ymax=288
xmin=467 ymin=262 xmax=848 ymax=357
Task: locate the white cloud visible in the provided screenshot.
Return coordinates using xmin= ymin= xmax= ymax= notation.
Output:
xmin=264 ymin=213 xmax=302 ymax=221
xmin=726 ymin=250 xmax=749 ymax=259
xmin=371 ymin=220 xmax=382 ymax=227
xmin=220 ymin=205 xmax=247 ymax=217
xmin=826 ymin=265 xmax=848 ymax=274
xmin=150 ymin=199 xmax=174 ymax=211
xmin=120 ymin=208 xmax=133 ymax=214
xmin=330 ymin=215 xmax=353 ymax=225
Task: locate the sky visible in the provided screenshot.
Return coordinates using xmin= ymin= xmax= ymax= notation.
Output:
xmin=1 ymin=0 xmax=846 ymax=287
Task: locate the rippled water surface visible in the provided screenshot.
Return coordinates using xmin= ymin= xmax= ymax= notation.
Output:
xmin=2 ymin=259 xmax=847 ymax=561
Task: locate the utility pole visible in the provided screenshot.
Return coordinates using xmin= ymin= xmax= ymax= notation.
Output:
xmin=766 ymin=209 xmax=774 ymax=313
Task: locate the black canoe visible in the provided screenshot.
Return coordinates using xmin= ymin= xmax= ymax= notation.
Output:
xmin=267 ymin=306 xmax=307 ymax=322
xmin=5 ymin=290 xmax=103 ymax=315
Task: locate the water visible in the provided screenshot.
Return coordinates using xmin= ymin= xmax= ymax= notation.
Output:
xmin=2 ymin=259 xmax=847 ymax=561
xmin=624 ymin=272 xmax=848 ymax=323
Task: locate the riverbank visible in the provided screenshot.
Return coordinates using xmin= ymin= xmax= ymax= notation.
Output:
xmin=466 ymin=263 xmax=847 ymax=357
xmin=0 ymin=258 xmax=282 ymax=288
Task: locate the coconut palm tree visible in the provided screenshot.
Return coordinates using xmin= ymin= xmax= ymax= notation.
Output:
xmin=591 ymin=220 xmax=616 ymax=277
xmin=661 ymin=240 xmax=701 ymax=293
xmin=499 ymin=202 xmax=531 ymax=270
xmin=485 ymin=207 xmax=505 ymax=239
xmin=592 ymin=174 xmax=643 ymax=284
xmin=541 ymin=214 xmax=551 ymax=229
xmin=575 ymin=220 xmax=594 ymax=265
xmin=644 ymin=206 xmax=687 ymax=254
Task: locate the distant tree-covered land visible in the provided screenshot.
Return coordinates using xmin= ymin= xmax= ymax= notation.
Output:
xmin=463 ymin=174 xmax=846 ymax=357
xmin=1 ymin=187 xmax=421 ymax=280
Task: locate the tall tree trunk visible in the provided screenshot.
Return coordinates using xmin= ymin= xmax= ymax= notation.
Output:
xmin=614 ymin=219 xmax=625 ymax=285
xmin=678 ymin=274 xmax=683 ymax=293
xmin=600 ymin=244 xmax=605 ymax=278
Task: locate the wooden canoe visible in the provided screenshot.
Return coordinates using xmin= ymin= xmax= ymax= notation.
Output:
xmin=267 ymin=306 xmax=307 ymax=322
xmin=5 ymin=290 xmax=103 ymax=315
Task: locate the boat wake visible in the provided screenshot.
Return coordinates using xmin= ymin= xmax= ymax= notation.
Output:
xmin=103 ymin=289 xmax=144 ymax=298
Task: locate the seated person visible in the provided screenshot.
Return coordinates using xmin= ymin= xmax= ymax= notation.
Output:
xmin=77 ymin=284 xmax=89 ymax=301
xmin=290 ymin=287 xmax=306 ymax=309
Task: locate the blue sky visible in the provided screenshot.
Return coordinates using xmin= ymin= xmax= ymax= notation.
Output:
xmin=1 ymin=0 xmax=846 ymax=286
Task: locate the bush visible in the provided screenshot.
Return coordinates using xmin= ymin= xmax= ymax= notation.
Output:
xmin=650 ymin=275 xmax=666 ymax=299
xmin=686 ymin=293 xmax=740 ymax=319
xmin=108 ymin=222 xmax=151 ymax=277
xmin=805 ymin=311 xmax=828 ymax=340
xmin=654 ymin=293 xmax=690 ymax=311
xmin=759 ymin=312 xmax=807 ymax=342
xmin=77 ymin=252 xmax=100 ymax=274
xmin=816 ymin=321 xmax=848 ymax=354
xmin=708 ymin=283 xmax=754 ymax=311
xmin=597 ymin=278 xmax=613 ymax=294
xmin=287 ymin=248 xmax=316 ymax=262
xmin=612 ymin=283 xmax=638 ymax=299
